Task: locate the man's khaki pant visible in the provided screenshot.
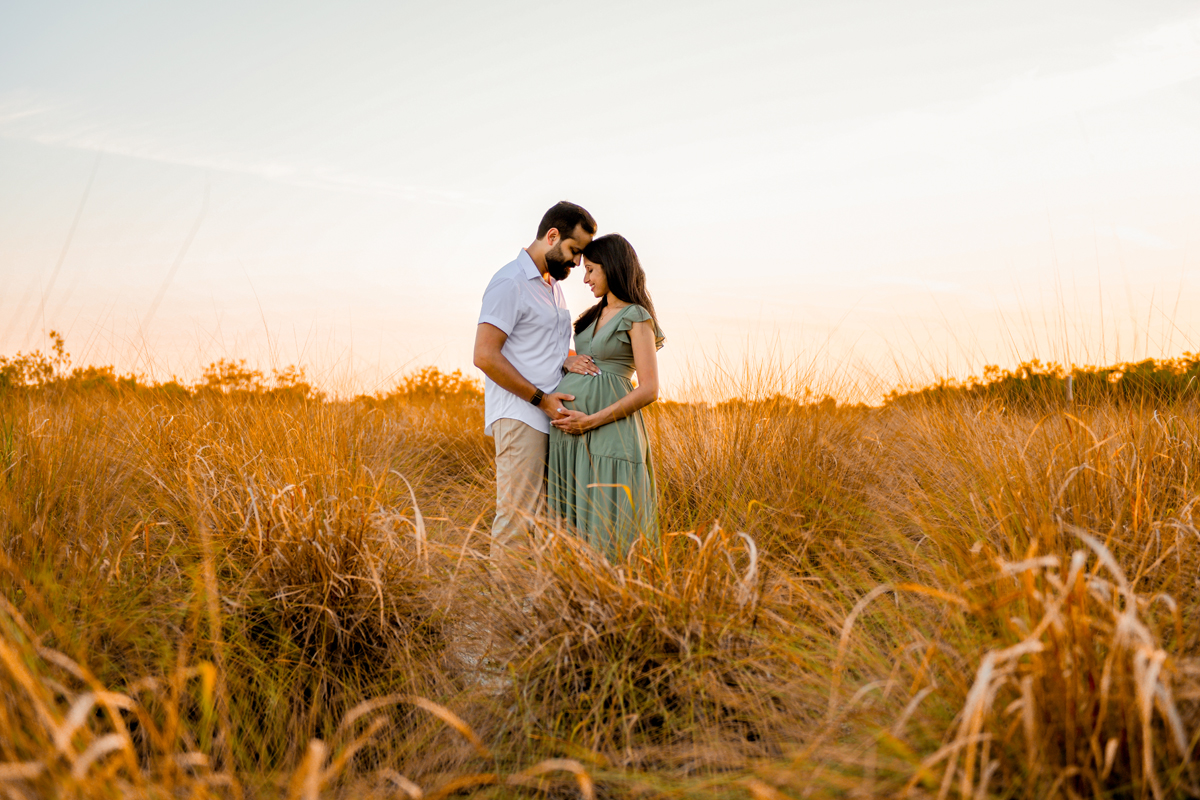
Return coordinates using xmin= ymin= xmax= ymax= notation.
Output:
xmin=490 ymin=418 xmax=548 ymax=557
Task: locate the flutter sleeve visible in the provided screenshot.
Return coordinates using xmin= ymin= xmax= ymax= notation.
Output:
xmin=616 ymin=305 xmax=665 ymax=351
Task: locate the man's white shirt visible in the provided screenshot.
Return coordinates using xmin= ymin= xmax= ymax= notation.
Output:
xmin=478 ymin=249 xmax=572 ymax=436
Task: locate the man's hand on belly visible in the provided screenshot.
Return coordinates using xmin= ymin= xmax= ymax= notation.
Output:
xmin=538 ymin=391 xmax=575 ymax=421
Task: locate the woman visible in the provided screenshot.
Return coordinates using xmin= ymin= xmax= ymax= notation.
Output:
xmin=548 ymin=234 xmax=665 ymax=557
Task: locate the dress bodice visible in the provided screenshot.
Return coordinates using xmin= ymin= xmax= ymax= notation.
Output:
xmin=573 ymin=304 xmax=665 ymax=379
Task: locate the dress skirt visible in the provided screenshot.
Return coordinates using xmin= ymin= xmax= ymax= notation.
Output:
xmin=548 ymin=371 xmax=659 ymax=557
xmin=547 ymin=303 xmax=664 ymax=559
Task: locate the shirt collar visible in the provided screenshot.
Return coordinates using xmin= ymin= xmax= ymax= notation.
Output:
xmin=518 ymin=248 xmax=550 ymax=283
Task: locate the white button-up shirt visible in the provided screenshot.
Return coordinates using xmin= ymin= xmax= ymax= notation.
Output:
xmin=478 ymin=249 xmax=573 ymax=436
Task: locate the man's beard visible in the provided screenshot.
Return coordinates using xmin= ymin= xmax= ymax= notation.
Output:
xmin=545 ymin=246 xmax=574 ymax=281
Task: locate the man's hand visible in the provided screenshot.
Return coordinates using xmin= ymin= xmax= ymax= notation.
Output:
xmin=539 ymin=391 xmax=575 ymax=421
xmin=563 ymin=354 xmax=600 ymax=376
xmin=550 ymin=408 xmax=593 ymax=435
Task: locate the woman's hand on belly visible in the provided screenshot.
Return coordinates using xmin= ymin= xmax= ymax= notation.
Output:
xmin=550 ymin=408 xmax=596 ymax=435
xmin=563 ymin=353 xmax=600 ymax=376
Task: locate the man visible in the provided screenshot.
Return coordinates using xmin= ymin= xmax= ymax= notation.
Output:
xmin=473 ymin=201 xmax=597 ymax=556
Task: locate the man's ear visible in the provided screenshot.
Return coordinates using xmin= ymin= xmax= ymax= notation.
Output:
xmin=545 ymin=227 xmax=561 ymax=247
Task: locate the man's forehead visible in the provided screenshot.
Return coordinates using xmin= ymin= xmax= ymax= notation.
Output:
xmin=564 ymin=225 xmax=594 ymax=248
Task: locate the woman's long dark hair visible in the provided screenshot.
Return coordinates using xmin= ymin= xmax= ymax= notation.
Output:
xmin=574 ymin=234 xmax=659 ymax=336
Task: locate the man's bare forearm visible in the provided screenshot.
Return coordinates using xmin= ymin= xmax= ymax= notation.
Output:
xmin=475 ymin=349 xmax=538 ymax=402
xmin=473 ymin=323 xmax=572 ymax=420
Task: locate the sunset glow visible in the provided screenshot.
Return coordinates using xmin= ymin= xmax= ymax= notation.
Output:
xmin=2 ymin=1 xmax=1198 ymax=399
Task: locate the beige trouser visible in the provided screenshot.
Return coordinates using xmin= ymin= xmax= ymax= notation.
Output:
xmin=490 ymin=418 xmax=548 ymax=557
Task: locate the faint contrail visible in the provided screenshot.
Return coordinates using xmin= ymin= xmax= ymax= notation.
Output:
xmin=25 ymin=151 xmax=102 ymax=343
xmin=142 ymin=180 xmax=210 ymax=333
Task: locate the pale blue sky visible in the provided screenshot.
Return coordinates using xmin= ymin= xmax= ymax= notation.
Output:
xmin=2 ymin=1 xmax=1199 ymax=398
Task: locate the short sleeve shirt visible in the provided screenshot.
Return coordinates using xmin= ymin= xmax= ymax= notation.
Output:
xmin=478 ymin=249 xmax=573 ymax=435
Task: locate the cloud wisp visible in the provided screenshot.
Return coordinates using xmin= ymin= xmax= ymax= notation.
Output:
xmin=0 ymin=96 xmax=487 ymax=207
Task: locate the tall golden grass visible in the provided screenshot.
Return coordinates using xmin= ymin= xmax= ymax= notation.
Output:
xmin=1 ymin=354 xmax=1198 ymax=798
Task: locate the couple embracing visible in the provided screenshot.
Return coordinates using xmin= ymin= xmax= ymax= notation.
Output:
xmin=473 ymin=201 xmax=665 ymax=560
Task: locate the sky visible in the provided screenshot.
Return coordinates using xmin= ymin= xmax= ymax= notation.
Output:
xmin=1 ymin=0 xmax=1199 ymax=401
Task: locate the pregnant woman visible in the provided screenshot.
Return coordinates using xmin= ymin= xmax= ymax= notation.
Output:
xmin=548 ymin=233 xmax=665 ymax=557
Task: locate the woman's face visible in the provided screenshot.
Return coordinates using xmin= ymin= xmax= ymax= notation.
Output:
xmin=582 ymin=257 xmax=608 ymax=298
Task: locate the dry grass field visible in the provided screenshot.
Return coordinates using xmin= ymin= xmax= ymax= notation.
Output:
xmin=2 ymin=345 xmax=1199 ymax=799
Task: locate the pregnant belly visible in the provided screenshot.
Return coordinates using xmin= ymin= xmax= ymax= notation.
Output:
xmin=554 ymin=372 xmax=630 ymax=416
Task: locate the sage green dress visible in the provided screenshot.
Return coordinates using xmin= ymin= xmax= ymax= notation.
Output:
xmin=548 ymin=304 xmax=665 ymax=558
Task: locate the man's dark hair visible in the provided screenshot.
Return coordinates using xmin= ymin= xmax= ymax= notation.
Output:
xmin=536 ymin=201 xmax=596 ymax=241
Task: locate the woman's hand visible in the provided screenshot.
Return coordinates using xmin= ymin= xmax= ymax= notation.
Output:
xmin=551 ymin=409 xmax=594 ymax=435
xmin=563 ymin=354 xmax=600 ymax=376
